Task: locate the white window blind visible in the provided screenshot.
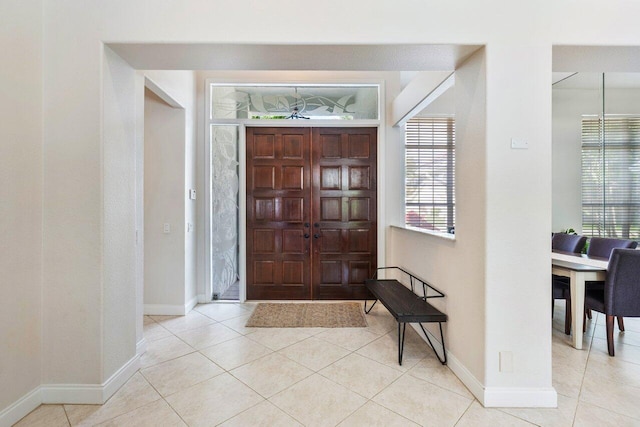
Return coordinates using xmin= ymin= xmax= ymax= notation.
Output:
xmin=582 ymin=115 xmax=640 ymax=239
xmin=405 ymin=117 xmax=455 ymax=233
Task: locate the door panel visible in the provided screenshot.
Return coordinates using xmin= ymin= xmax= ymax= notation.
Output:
xmin=247 ymin=127 xmax=311 ymax=299
xmin=312 ymin=128 xmax=377 ymax=300
xmin=246 ymin=127 xmax=376 ymax=300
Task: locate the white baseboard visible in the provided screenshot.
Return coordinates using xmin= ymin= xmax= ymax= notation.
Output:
xmin=144 ymin=297 xmax=199 ymax=316
xmin=41 ymin=354 xmax=140 ymax=405
xmin=40 ymin=384 xmax=103 ymax=405
xmin=101 ymin=354 xmax=140 ymax=403
xmin=136 ymin=338 xmax=147 ymax=356
xmin=444 ymin=347 xmax=486 ymax=402
xmin=0 ymin=387 xmax=41 ymax=427
xmin=185 ymin=296 xmax=198 ymax=313
xmin=409 ymin=323 xmax=485 ymax=402
xmin=409 ymin=323 xmax=557 ymax=408
xmin=0 ymin=357 xmax=141 ymax=425
xmin=483 ymin=387 xmax=557 ymax=408
xmin=144 ymin=303 xmax=186 ymax=316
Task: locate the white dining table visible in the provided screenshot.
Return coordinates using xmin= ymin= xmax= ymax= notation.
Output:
xmin=551 ymin=251 xmax=608 ymax=349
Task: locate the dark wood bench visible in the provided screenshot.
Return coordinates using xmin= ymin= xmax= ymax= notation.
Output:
xmin=364 ymin=267 xmax=447 ymax=365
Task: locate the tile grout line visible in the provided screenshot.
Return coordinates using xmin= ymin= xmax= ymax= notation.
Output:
xmin=571 ymin=314 xmax=597 ymax=427
xmin=61 ymin=404 xmax=72 ymax=427
xmin=332 ymin=399 xmax=369 ymax=427
xmin=140 ymin=344 xmax=199 ymax=371
xmin=276 ymin=335 xmax=355 ymax=372
xmin=145 ymin=313 xmax=284 ymax=427
xmin=198 ymin=339 xmax=275 ymax=371
xmin=65 ymin=374 xmax=165 ymax=427
xmin=493 ymin=407 xmax=548 ymax=427
xmin=452 ymin=400 xmax=478 ymax=427
xmin=262 ymin=363 xmax=367 ymax=427
xmin=218 ymin=319 xmax=409 ymax=427
xmin=363 ymin=359 xmax=435 ymax=423
xmin=147 ymin=313 xmax=275 ymax=426
xmin=139 ymin=373 xmax=191 ymax=427
xmin=139 ymin=356 xmax=226 ymax=400
xmin=226 ymin=356 xmax=314 ymax=401
xmin=31 ymin=305 xmax=640 ymax=426
xmin=404 ymin=368 xmax=475 ymax=401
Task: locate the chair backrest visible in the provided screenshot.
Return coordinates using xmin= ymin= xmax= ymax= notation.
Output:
xmin=605 ymin=248 xmax=640 ymax=316
xmin=587 ymin=237 xmax=638 ymax=259
xmin=552 ymin=233 xmax=587 ymax=253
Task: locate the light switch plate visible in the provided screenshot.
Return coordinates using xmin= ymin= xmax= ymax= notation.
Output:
xmin=511 ymin=138 xmax=528 ymax=149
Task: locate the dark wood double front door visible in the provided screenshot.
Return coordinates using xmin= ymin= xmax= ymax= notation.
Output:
xmin=246 ymin=127 xmax=377 ymax=300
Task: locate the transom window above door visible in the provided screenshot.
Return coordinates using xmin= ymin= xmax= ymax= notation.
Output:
xmin=209 ymin=84 xmax=380 ymax=120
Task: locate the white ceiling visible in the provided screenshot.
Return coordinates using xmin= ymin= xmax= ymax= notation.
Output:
xmin=107 ymin=43 xmax=482 ymax=71
xmin=553 ymin=46 xmax=640 ymax=73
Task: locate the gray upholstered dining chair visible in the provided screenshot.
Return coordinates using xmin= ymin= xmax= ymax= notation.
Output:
xmin=587 ymin=237 xmax=638 ymax=258
xmin=551 ymin=233 xmax=588 ymax=334
xmin=584 ymin=248 xmax=640 ymax=356
xmin=584 ymin=237 xmax=638 ymax=328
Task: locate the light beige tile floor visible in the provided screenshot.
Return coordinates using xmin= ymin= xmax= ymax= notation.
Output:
xmin=14 ymin=301 xmax=640 ymax=426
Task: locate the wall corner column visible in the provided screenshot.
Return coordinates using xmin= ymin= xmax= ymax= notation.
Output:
xmin=482 ymin=43 xmax=556 ymax=407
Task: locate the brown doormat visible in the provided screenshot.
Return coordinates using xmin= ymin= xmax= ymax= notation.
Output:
xmin=245 ymin=302 xmax=367 ymax=328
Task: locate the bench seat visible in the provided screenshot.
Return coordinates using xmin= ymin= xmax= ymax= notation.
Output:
xmin=364 ymin=271 xmax=447 ymax=365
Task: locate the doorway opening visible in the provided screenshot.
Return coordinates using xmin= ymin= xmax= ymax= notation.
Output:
xmin=205 ymin=82 xmax=383 ymax=302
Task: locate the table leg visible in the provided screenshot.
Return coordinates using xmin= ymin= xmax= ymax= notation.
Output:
xmin=570 ymin=271 xmax=585 ymax=350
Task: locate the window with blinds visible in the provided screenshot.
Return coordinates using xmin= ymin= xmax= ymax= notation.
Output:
xmin=405 ymin=117 xmax=455 ymax=233
xmin=582 ymin=115 xmax=640 ymax=239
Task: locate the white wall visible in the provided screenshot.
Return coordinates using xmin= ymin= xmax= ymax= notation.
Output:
xmin=184 ymin=77 xmax=197 ymax=309
xmin=142 ymin=71 xmax=197 ymax=315
xmin=42 ymin=3 xmax=103 ymax=385
xmin=388 ymin=48 xmax=488 ymax=391
xmin=0 ymin=0 xmax=43 ymax=415
xmin=418 ymin=87 xmax=455 ymax=116
xmin=389 ymin=44 xmax=555 ymax=406
xmin=482 ymin=44 xmax=554 ymax=405
xmin=102 ymin=46 xmax=138 ymax=380
xmin=144 ymin=89 xmax=187 ymax=311
xmin=6 ymin=0 xmax=640 ymax=417
xmin=146 ymin=71 xmax=197 ymax=312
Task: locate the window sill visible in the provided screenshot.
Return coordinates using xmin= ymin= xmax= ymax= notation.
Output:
xmin=391 ymin=225 xmax=456 ymax=241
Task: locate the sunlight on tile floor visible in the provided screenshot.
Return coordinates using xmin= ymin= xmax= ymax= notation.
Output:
xmin=14 ymin=301 xmax=640 ymax=426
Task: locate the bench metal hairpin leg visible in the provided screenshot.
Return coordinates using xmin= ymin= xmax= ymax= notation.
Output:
xmin=418 ymin=322 xmax=448 ymax=365
xmin=398 ymin=322 xmax=407 ymax=365
xmin=397 ymin=322 xmax=446 ymax=366
xmin=364 ymin=299 xmax=377 ymax=314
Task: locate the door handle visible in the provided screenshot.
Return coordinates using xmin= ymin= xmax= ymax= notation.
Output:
xmin=304 ymin=223 xmax=310 ymax=228
xmin=304 ymin=233 xmax=310 ymax=239
xmin=313 ymin=233 xmax=321 ymax=239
